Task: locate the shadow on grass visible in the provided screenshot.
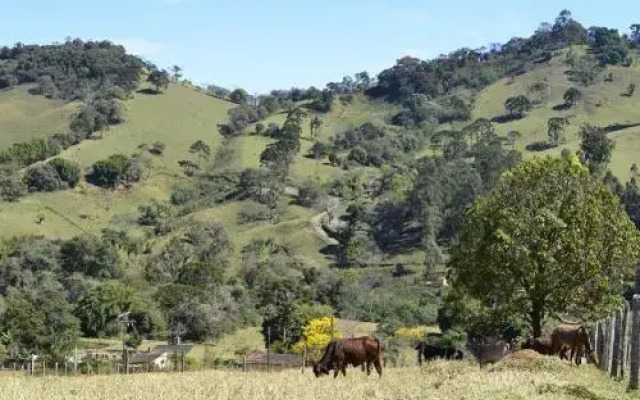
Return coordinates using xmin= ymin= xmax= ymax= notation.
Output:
xmin=552 ymin=103 xmax=571 ymax=111
xmin=137 ymin=88 xmax=161 ymax=95
xmin=603 ymin=121 xmax=640 ymax=134
xmin=491 ymin=114 xmax=524 ymax=124
xmin=526 ymin=141 xmax=557 ymax=152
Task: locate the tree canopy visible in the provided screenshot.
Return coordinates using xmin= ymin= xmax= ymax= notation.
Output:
xmin=448 ymin=156 xmax=639 ymax=337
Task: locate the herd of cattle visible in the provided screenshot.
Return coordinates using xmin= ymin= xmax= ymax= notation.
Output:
xmin=312 ymin=322 xmax=597 ymax=378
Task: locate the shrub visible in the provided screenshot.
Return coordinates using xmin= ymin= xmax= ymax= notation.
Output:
xmin=171 ymin=184 xmax=198 ymax=205
xmin=24 ymin=163 xmax=64 ymax=192
xmin=88 ymin=154 xmax=131 ymax=188
xmin=48 ymin=158 xmax=81 ymax=188
xmin=138 ymin=200 xmax=173 ymax=235
xmin=296 ymin=180 xmax=325 ymax=208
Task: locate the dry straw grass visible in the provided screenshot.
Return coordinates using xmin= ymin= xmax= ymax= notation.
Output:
xmin=0 ymin=357 xmax=633 ymax=400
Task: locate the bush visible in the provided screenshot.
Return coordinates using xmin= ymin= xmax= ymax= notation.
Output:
xmin=237 ymin=201 xmax=271 ymax=224
xmin=171 ymin=184 xmax=198 ymax=205
xmin=138 ymin=201 xmax=173 ymax=235
xmin=24 ymin=163 xmax=65 ymax=192
xmin=0 ymin=165 xmax=27 ymax=201
xmin=296 ymin=180 xmax=325 ymax=208
xmin=88 ymin=154 xmax=132 ymax=188
xmin=48 ymin=158 xmax=81 ymax=188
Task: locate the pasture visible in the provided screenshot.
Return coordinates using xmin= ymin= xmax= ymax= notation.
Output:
xmin=0 ymin=357 xmax=633 ymax=400
xmin=0 ymin=85 xmax=76 ymax=147
xmin=0 ymin=83 xmax=233 ymax=239
xmin=471 ymin=46 xmax=640 ymax=181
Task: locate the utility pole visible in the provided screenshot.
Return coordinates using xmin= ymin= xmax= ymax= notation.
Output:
xmin=116 ymin=311 xmax=133 ymax=375
xmin=267 ymin=326 xmax=271 ymax=373
xmin=169 ymin=324 xmax=187 ymax=373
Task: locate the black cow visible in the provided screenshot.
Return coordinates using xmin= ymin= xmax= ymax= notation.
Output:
xmin=415 ymin=342 xmax=464 ymax=365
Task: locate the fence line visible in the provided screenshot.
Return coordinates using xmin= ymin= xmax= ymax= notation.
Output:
xmin=593 ymin=294 xmax=640 ymax=390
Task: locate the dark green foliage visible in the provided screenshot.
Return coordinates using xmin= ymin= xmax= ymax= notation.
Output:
xmin=579 ymin=124 xmax=614 ymax=175
xmin=448 ymin=156 xmax=639 ymax=336
xmin=0 ymin=137 xmax=52 ymax=167
xmin=563 ymin=87 xmax=582 ymax=108
xmin=24 ymin=163 xmax=65 ymax=192
xmin=0 ymin=39 xmax=143 ymax=100
xmin=588 ymin=26 xmax=630 ymax=66
xmin=626 ymin=83 xmax=636 ymax=97
xmin=75 ymin=281 xmax=163 ymax=338
xmin=147 ymin=221 xmax=231 ymax=286
xmin=48 ymin=158 xmax=81 ymax=188
xmin=2 ymin=282 xmax=80 ymax=362
xmin=170 ymin=184 xmax=197 ymax=205
xmin=138 ymin=200 xmax=173 ymax=235
xmin=147 ymin=69 xmax=170 ymax=93
xmin=229 ymin=88 xmax=249 ymax=104
xmin=371 ymin=11 xmax=586 ymax=104
xmin=332 ymin=122 xmax=420 ymax=167
xmin=504 ymin=95 xmax=532 ymax=118
xmin=60 ymin=234 xmax=121 ymax=279
xmin=88 ymin=153 xmax=139 ymax=188
xmin=547 ymin=117 xmax=570 ymax=146
xmin=0 ymin=164 xmax=26 ymax=202
xmin=568 ymin=56 xmax=602 ymax=86
xmin=70 ymin=98 xmax=124 ymax=137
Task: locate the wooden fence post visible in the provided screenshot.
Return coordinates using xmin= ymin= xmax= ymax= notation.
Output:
xmin=629 ymin=294 xmax=640 ymax=390
xmin=611 ymin=310 xmax=622 ymax=378
xmin=301 ymin=343 xmax=307 ymax=374
xmin=597 ymin=321 xmax=606 ymax=370
xmin=622 ymin=305 xmax=631 ymax=379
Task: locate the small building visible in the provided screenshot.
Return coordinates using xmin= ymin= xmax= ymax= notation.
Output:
xmin=129 ymin=351 xmax=172 ymax=371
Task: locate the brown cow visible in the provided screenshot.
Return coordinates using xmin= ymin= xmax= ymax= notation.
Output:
xmin=551 ymin=324 xmax=597 ymax=366
xmin=313 ymin=336 xmax=383 ymax=378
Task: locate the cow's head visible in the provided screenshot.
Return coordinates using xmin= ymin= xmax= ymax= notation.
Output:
xmin=313 ymin=363 xmax=329 ymax=377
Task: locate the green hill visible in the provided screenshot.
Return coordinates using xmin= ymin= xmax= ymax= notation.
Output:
xmin=0 ymin=84 xmax=77 ymax=147
xmin=0 ymin=83 xmax=233 ymax=239
xmin=470 ymin=47 xmax=640 ymax=180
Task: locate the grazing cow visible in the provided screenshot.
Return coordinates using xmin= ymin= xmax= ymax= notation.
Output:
xmin=415 ymin=342 xmax=464 ymax=365
xmin=467 ymin=339 xmax=514 ymax=367
xmin=521 ymin=336 xmax=554 ymax=355
xmin=313 ymin=336 xmax=383 ymax=378
xmin=551 ymin=324 xmax=597 ymax=366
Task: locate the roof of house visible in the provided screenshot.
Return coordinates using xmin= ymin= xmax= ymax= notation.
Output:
xmin=129 ymin=352 xmax=165 ymax=365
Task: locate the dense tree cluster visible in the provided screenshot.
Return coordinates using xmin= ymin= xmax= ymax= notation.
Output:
xmin=0 ymin=39 xmax=145 ymax=98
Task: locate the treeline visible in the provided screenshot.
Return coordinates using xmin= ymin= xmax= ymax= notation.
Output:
xmin=0 ymin=39 xmax=145 ymax=98
xmin=370 ymin=10 xmax=635 ymax=106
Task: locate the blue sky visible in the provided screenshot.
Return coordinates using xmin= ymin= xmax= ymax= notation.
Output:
xmin=1 ymin=0 xmax=638 ymax=93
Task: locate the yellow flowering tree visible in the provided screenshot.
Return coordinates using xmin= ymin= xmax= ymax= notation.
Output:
xmin=293 ymin=317 xmax=343 ymax=360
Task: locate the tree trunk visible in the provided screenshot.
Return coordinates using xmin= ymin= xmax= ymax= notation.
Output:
xmin=530 ymin=306 xmax=543 ymax=338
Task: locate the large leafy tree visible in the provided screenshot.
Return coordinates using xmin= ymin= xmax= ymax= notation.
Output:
xmin=448 ymin=156 xmax=639 ymax=337
xmin=147 ymin=69 xmax=170 ymax=93
xmin=504 ymin=95 xmax=532 ymax=119
xmin=579 ymin=124 xmax=614 ymax=175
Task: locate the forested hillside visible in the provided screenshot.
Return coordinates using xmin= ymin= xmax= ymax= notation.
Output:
xmin=0 ymin=10 xmax=639 ymax=366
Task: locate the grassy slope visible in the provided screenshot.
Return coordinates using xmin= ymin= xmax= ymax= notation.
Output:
xmin=0 ymin=83 xmax=233 ymax=239
xmin=1 ymin=359 xmax=633 ymax=400
xmin=472 ymin=48 xmax=640 ymax=181
xmin=0 ymin=85 xmax=76 ymax=147
xmin=226 ymin=95 xmax=398 ymax=184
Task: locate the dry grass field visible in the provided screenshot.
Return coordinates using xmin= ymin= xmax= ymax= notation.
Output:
xmin=0 ymin=354 xmax=633 ymax=400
